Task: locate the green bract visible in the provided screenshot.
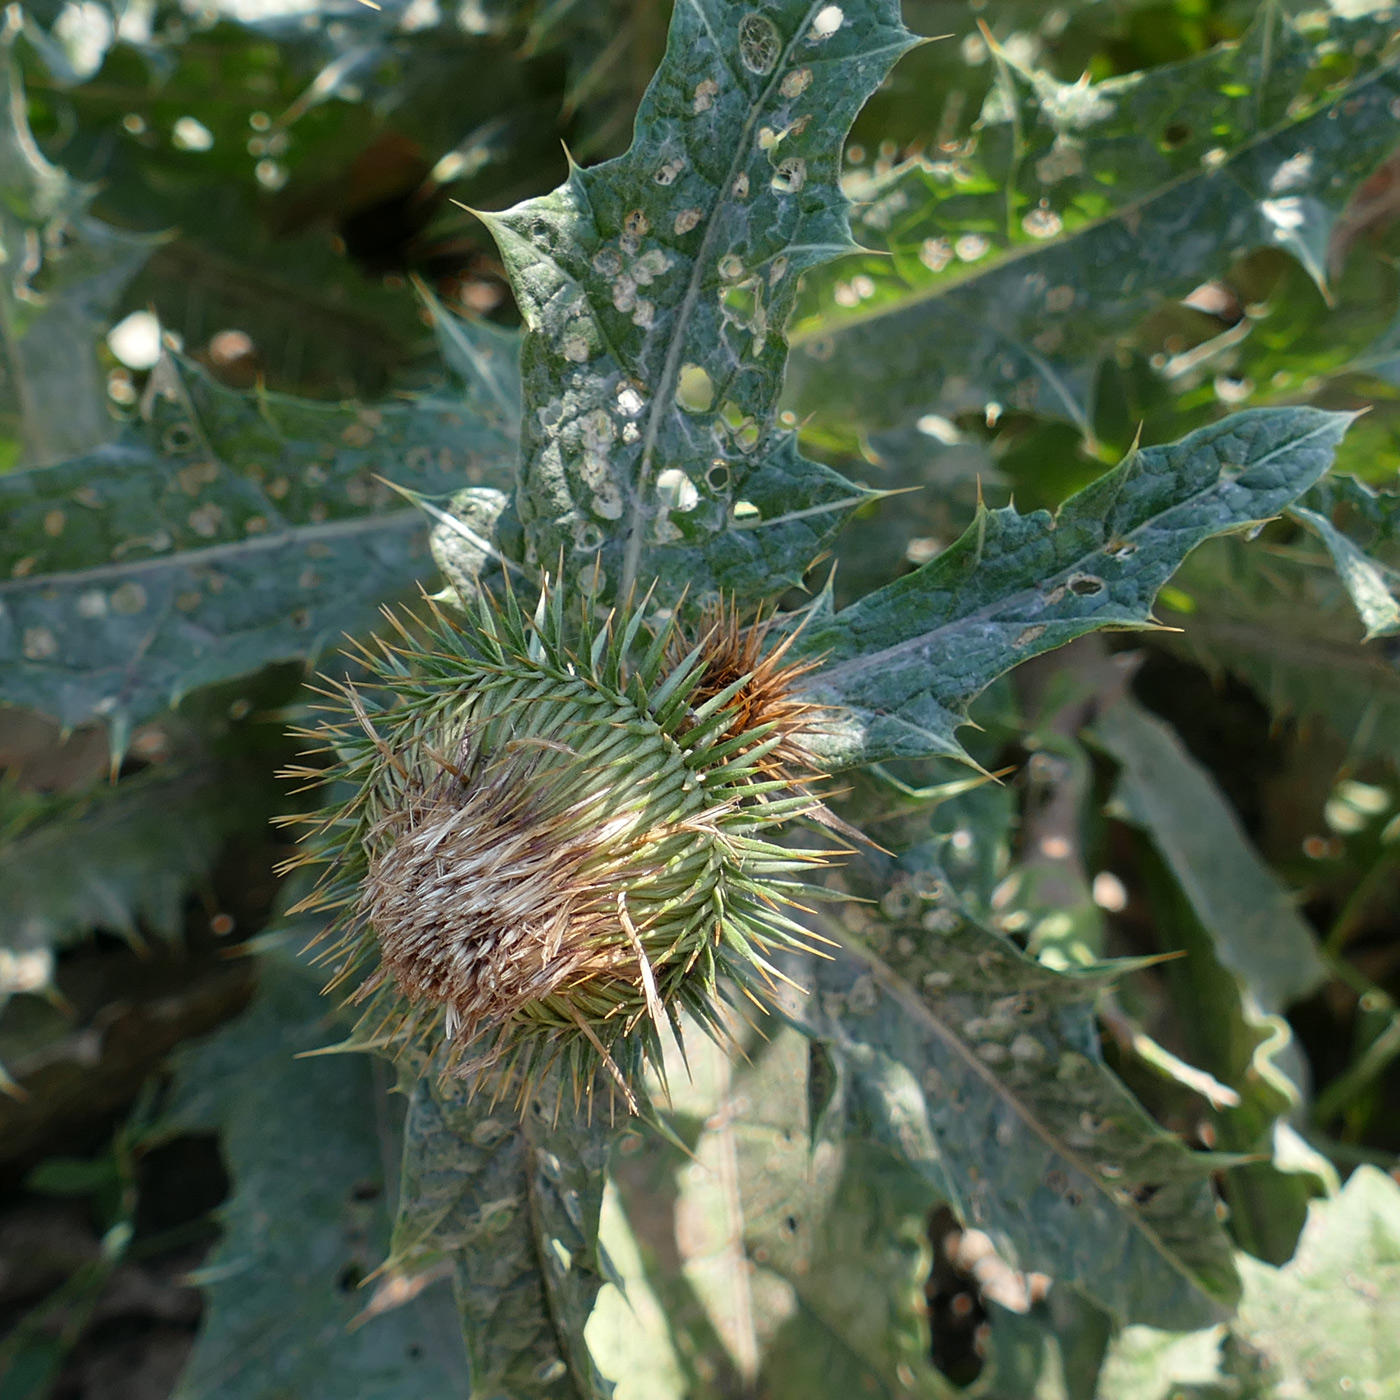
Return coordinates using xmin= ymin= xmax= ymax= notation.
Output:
xmin=286 ymin=582 xmax=833 ymax=1102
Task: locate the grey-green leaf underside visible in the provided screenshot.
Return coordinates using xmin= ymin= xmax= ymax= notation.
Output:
xmin=486 ymin=0 xmax=917 ymax=605
xmin=1291 ymin=474 xmax=1400 ymax=641
xmin=1161 ymin=533 xmax=1400 ymax=764
xmin=1097 ymin=1166 xmax=1400 ymax=1399
xmin=798 ymin=406 xmax=1352 ymax=767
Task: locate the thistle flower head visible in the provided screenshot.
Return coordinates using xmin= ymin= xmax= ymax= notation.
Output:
xmin=281 ymin=580 xmax=835 ymax=1107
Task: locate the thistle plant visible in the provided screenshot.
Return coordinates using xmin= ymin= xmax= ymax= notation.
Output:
xmin=282 ymin=581 xmax=836 ymax=1105
xmin=9 ymin=0 xmax=1400 ymax=1394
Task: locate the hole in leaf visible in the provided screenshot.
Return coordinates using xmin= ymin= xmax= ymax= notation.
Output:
xmin=705 ymin=461 xmax=732 ymax=492
xmin=656 ymin=468 xmax=699 ymax=513
xmin=731 ymin=500 xmax=761 ymax=525
xmin=1068 ymin=574 xmax=1104 ymax=596
xmin=927 ymin=1205 xmax=986 ymax=1387
xmin=722 ymin=282 xmax=757 ymax=321
xmin=677 ymin=363 xmax=714 ymax=412
xmin=771 ymin=157 xmax=806 ymax=194
xmin=162 ymin=424 xmax=196 ymax=454
xmin=1162 ymin=122 xmax=1190 ymax=148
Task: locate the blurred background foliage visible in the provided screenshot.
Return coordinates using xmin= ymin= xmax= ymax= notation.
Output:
xmin=2 ymin=0 xmax=1400 ymax=1397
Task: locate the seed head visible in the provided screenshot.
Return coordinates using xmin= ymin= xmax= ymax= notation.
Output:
xmin=280 ymin=580 xmax=837 ymax=1108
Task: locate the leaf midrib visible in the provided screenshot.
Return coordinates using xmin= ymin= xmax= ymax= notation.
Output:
xmin=620 ymin=0 xmax=876 ymax=597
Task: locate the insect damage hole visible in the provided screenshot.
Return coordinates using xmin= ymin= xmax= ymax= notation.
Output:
xmin=705 ymin=461 xmax=732 ymax=492
xmin=1067 ymin=574 xmax=1105 ymax=596
xmin=656 ymin=468 xmax=699 ymax=513
xmin=771 ymin=158 xmax=806 ymax=194
xmin=738 ymin=13 xmax=781 ymax=74
xmin=677 ymin=363 xmax=715 ymax=412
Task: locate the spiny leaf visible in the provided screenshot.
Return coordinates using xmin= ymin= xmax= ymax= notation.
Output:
xmin=0 ymin=347 xmax=516 ymax=739
xmin=1291 ymin=474 xmax=1400 ymax=640
xmin=802 ymin=3 xmax=1388 ymax=323
xmin=1160 ymin=533 xmax=1400 ymax=765
xmin=791 ymin=848 xmax=1240 ymax=1333
xmin=1292 ymin=504 xmax=1400 ymax=640
xmin=166 ymin=957 xmax=470 ymax=1400
xmin=0 ymin=765 xmax=245 ymax=973
xmin=485 ymin=0 xmax=916 ymax=604
xmin=391 ymin=1060 xmax=613 ymax=1399
xmin=0 ymin=14 xmax=157 ymax=466
xmin=788 ymin=7 xmax=1400 ymax=445
xmin=797 ymin=407 xmax=1353 ymax=768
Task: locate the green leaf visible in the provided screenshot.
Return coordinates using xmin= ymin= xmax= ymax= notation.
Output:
xmin=793 ymin=849 xmax=1240 ymax=1333
xmin=582 ymin=1180 xmax=689 ymax=1400
xmin=813 ymin=2 xmax=1394 ymax=320
xmin=753 ymin=1091 xmax=952 ymax=1397
xmin=166 ymin=957 xmax=469 ymax=1400
xmin=485 ymin=0 xmax=915 ymax=603
xmin=390 ymin=1062 xmax=614 ymax=1399
xmin=1093 ymin=1322 xmax=1242 ymax=1400
xmin=1 ymin=15 xmax=156 ymax=465
xmin=1230 ymin=1164 xmax=1400 ymax=1394
xmin=798 ymin=407 xmax=1353 ymax=768
xmin=1098 ymin=1166 xmax=1400 ymax=1399
xmin=788 ymin=7 xmax=1400 ymax=446
xmin=611 ymin=1020 xmax=948 ymax=1397
xmin=1128 ymin=830 xmax=1325 ymax=1267
xmin=0 ymin=349 xmax=515 ymax=738
xmin=21 ymin=5 xmax=568 ymax=402
xmin=1088 ymin=697 xmax=1330 ymax=1262
xmin=1091 ymin=696 xmax=1325 ymax=1013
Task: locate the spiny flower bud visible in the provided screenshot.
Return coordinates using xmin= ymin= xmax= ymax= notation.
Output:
xmin=280 ymin=580 xmax=838 ymax=1106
